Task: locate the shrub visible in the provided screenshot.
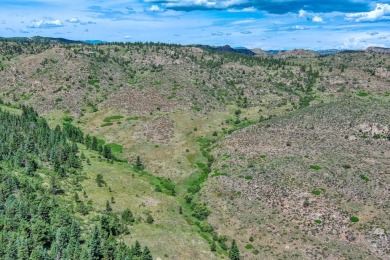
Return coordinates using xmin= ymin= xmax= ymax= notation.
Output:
xmin=342 ymin=164 xmax=351 ymax=169
xmin=312 ymin=189 xmax=321 ymax=195
xmin=314 ymin=219 xmax=322 ymax=224
xmin=350 ymin=216 xmax=359 ymax=222
xmin=146 ymin=214 xmax=154 ymax=224
xmin=310 ymin=165 xmax=321 ymax=170
xmin=245 ymin=244 xmax=253 ymax=249
xmin=192 ymin=204 xmax=210 ymax=220
xmin=121 ymin=209 xmax=135 ymax=224
xmin=101 ymin=122 xmax=113 ymax=127
xmin=360 ymin=174 xmax=369 ymax=182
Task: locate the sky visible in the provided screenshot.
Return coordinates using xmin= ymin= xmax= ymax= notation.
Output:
xmin=0 ymin=0 xmax=389 ymax=50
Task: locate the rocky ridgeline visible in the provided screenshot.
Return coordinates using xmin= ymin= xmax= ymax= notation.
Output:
xmin=366 ymin=46 xmax=390 ymax=54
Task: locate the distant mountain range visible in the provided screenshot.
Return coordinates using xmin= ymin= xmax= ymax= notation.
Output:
xmin=0 ymin=36 xmax=388 ymax=56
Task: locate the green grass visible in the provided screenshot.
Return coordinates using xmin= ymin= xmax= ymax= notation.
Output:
xmin=310 ymin=165 xmax=321 ymax=170
xmin=356 ymin=91 xmax=369 ymax=97
xmin=80 ymin=146 xmax=216 ymax=259
xmin=222 ymin=153 xmax=231 ymax=159
xmin=101 ymin=122 xmax=113 ymax=127
xmin=103 ymin=115 xmax=124 ymax=122
xmin=108 ymin=143 xmax=123 ymax=154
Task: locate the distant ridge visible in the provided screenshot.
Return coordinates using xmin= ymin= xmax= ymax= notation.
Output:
xmin=366 ymin=46 xmax=390 ymax=54
xmin=0 ymin=36 xmax=83 ymax=44
xmin=192 ymin=44 xmax=256 ymax=56
xmin=2 ymin=36 xmax=387 ymax=56
xmin=84 ymin=40 xmax=107 ymax=45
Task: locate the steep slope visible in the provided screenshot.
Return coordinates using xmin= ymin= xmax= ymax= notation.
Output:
xmin=204 ymin=98 xmax=390 ymax=259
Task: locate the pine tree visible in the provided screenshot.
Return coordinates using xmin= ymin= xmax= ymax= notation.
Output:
xmin=131 ymin=240 xmax=142 ymax=257
xmin=136 ymin=156 xmax=143 ymax=169
xmin=210 ymin=241 xmax=216 ymax=252
xmin=51 ymin=227 xmax=69 ymax=259
xmin=66 ymin=221 xmax=80 ymax=258
xmin=91 ymin=136 xmax=98 ymax=150
xmin=106 ymin=200 xmax=112 ymax=212
xmin=4 ymin=235 xmax=17 ymax=260
xmin=16 ymin=237 xmax=29 ymax=260
xmin=103 ymin=145 xmax=112 ymax=159
xmin=142 ymin=246 xmax=153 ymax=260
xmin=121 ymin=209 xmax=135 ymax=224
xmin=88 ymin=226 xmax=102 ymax=260
xmin=29 ymin=246 xmax=48 ymax=260
xmin=229 ymin=240 xmax=240 ymax=260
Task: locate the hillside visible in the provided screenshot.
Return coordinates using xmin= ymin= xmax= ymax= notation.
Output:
xmin=0 ymin=40 xmax=389 ymax=259
xmin=205 ymin=99 xmax=390 ymax=259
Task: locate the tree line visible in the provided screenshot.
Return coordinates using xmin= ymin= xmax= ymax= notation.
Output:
xmin=0 ymin=101 xmax=152 ymax=259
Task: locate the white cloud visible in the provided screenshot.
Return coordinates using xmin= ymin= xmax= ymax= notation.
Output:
xmin=312 ymin=16 xmax=323 ymax=22
xmin=124 ymin=35 xmax=131 ymax=39
xmin=66 ymin=18 xmax=80 ymax=23
xmin=231 ymin=19 xmax=255 ymax=25
xmin=299 ymin=10 xmax=324 ymax=23
xmin=340 ymin=36 xmax=385 ymax=49
xmin=165 ymin=0 xmax=246 ymax=9
xmin=299 ymin=9 xmax=309 ymax=18
xmin=278 ymin=25 xmax=309 ymax=31
xmin=346 ymin=3 xmax=390 ymax=22
xmin=149 ymin=5 xmax=162 ymax=12
xmin=28 ymin=19 xmax=64 ymax=28
xmin=211 ymin=31 xmax=224 ymax=36
xmin=228 ymin=7 xmax=257 ymax=12
xmin=159 ymin=10 xmax=184 ymax=16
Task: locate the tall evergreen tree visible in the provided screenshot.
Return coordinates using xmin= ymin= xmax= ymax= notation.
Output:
xmin=51 ymin=227 xmax=69 ymax=259
xmin=131 ymin=240 xmax=142 ymax=257
xmin=29 ymin=246 xmax=49 ymax=260
xmin=88 ymin=226 xmax=102 ymax=260
xmin=229 ymin=240 xmax=240 ymax=260
xmin=16 ymin=237 xmax=29 ymax=260
xmin=4 ymin=235 xmax=17 ymax=260
xmin=142 ymin=246 xmax=153 ymax=260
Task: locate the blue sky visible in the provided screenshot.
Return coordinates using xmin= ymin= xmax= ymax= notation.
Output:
xmin=0 ymin=0 xmax=389 ymax=50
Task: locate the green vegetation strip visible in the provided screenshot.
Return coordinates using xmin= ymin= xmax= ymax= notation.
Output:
xmin=103 ymin=115 xmax=124 ymax=122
